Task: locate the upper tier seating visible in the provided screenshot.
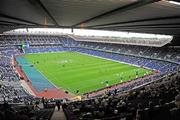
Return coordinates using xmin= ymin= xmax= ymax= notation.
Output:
xmin=0 ymin=35 xmax=180 ymax=119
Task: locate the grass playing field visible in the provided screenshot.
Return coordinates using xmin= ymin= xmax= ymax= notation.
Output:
xmin=24 ymin=52 xmax=152 ymax=95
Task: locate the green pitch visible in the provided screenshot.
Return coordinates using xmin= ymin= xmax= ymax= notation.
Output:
xmin=24 ymin=52 xmax=152 ymax=95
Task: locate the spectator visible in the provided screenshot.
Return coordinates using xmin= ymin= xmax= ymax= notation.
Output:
xmin=171 ymin=93 xmax=180 ymax=120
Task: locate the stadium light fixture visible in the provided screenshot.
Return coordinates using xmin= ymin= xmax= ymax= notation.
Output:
xmin=169 ymin=1 xmax=180 ymax=5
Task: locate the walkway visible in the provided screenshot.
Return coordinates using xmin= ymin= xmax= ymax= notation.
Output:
xmin=51 ymin=107 xmax=67 ymax=120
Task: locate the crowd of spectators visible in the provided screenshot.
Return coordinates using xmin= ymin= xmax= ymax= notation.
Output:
xmin=63 ymin=71 xmax=180 ymax=120
xmin=0 ymin=49 xmax=32 ymax=103
xmin=77 ymin=41 xmax=180 ymax=64
xmin=0 ymin=98 xmax=57 ymax=120
xmin=0 ymin=35 xmax=180 ymax=119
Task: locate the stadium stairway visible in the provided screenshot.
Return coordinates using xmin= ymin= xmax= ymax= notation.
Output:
xmin=51 ymin=106 xmax=67 ymax=120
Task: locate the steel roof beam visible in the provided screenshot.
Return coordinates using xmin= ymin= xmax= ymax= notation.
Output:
xmin=96 ymin=23 xmax=180 ymax=29
xmin=0 ymin=13 xmax=41 ymax=25
xmin=87 ymin=16 xmax=180 ymax=28
xmin=72 ymin=0 xmax=160 ymax=27
xmin=37 ymin=0 xmax=59 ymax=27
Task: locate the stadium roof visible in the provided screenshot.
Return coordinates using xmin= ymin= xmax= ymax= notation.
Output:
xmin=0 ymin=0 xmax=180 ymax=35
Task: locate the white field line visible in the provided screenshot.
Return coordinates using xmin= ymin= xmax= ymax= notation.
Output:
xmin=22 ymin=55 xmax=74 ymax=93
xmin=21 ymin=50 xmax=155 ymax=95
xmin=30 ymin=64 xmax=59 ymax=89
xmin=34 ymin=67 xmax=76 ymax=95
xmin=16 ymin=57 xmax=59 ymax=91
xmin=21 ymin=51 xmax=79 ymax=93
xmin=76 ymin=51 xmax=154 ymax=71
xmin=25 ymin=49 xmax=154 ymax=71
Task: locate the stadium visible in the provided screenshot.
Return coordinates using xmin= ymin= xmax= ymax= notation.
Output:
xmin=0 ymin=0 xmax=180 ymax=120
